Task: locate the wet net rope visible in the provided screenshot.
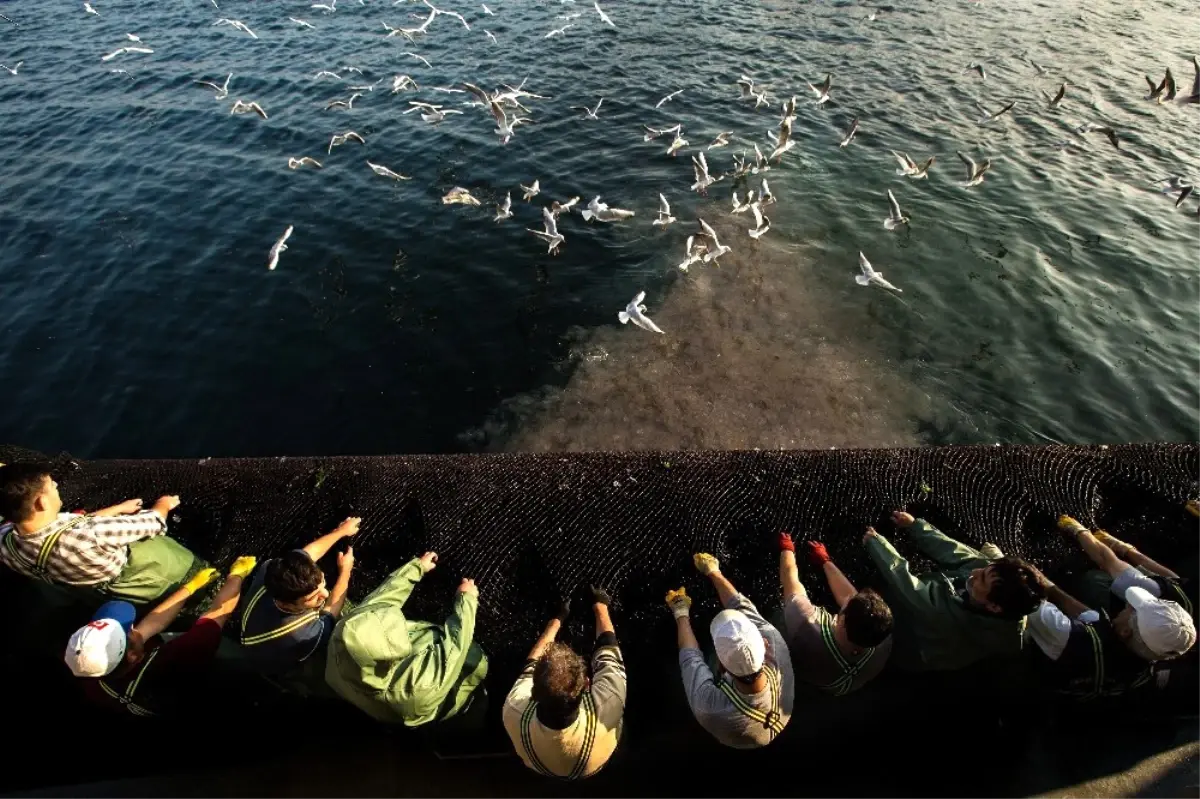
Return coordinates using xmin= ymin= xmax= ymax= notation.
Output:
xmin=3 ymin=442 xmax=1196 ymax=669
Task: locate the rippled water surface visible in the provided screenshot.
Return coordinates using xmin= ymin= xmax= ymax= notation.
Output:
xmin=0 ymin=0 xmax=1196 ymax=457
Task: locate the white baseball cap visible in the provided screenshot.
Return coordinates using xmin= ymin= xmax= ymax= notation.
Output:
xmin=710 ymin=609 xmax=765 ymax=677
xmin=64 ymin=607 xmax=134 ymax=678
xmin=1126 ymin=586 xmax=1197 ymax=659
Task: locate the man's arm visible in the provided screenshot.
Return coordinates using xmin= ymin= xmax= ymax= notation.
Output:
xmin=863 ymin=528 xmax=941 ymax=613
xmin=894 ymin=511 xmax=988 ymax=570
xmin=1043 ymin=581 xmax=1093 ymax=621
xmin=779 ymin=533 xmax=804 ymax=600
xmin=199 ymin=556 xmax=257 ymax=628
xmin=359 ymin=552 xmax=436 ymax=610
xmin=91 ymin=499 xmax=145 ymax=517
xmin=525 ymin=618 xmax=561 ymax=661
xmin=84 ymin=511 xmax=168 ymax=549
xmin=591 ymin=586 xmax=615 ymax=640
xmin=804 ymin=540 xmax=859 ymax=608
xmin=323 ymin=547 xmax=354 ymax=617
xmin=131 ymin=567 xmax=219 ymax=641
xmin=423 ymin=580 xmax=478 ymax=692
xmin=301 ymin=517 xmax=359 ymax=562
xmin=1090 ymin=530 xmax=1180 ymax=580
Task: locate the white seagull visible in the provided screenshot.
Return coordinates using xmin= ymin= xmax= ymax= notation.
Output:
xmin=666 ymin=130 xmax=689 ymax=156
xmin=288 ymin=157 xmax=323 ymax=169
xmin=328 ymin=130 xmax=366 ymax=154
xmin=838 ymin=117 xmax=859 ymax=148
xmin=311 ymin=0 xmax=336 ymax=12
xmin=0 ymin=61 xmax=22 ymax=75
xmin=708 ymin=131 xmax=732 ymax=149
xmin=494 ymin=192 xmax=512 ymax=221
xmin=581 ymin=196 xmax=634 ymax=222
xmin=655 ymin=89 xmax=684 ymax=108
xmin=84 ymin=2 xmax=99 ymax=14
xmin=484 ymin=30 xmax=497 ymax=43
xmin=731 ymin=190 xmax=754 ymax=214
xmin=126 ymin=33 xmax=142 ymax=42
xmin=748 ymin=202 xmax=770 ymax=239
xmin=213 ymin=18 xmax=258 ymax=38
xmin=367 ymin=161 xmax=411 ymax=180
xmin=101 ymin=46 xmax=153 ymax=61
xmin=643 ymin=123 xmax=681 ymax=141
xmin=769 ymin=115 xmax=795 ymax=161
xmin=391 ymin=74 xmax=418 ymax=93
xmin=528 ymin=206 xmax=565 ymax=254
xmin=594 ymin=1 xmax=615 ymax=27
xmin=698 ymin=218 xmax=731 ymax=262
xmin=267 ymin=225 xmax=294 ymax=271
xmin=957 ymin=151 xmax=992 ymax=187
xmin=571 ymin=98 xmax=603 ymax=120
xmin=977 ymin=100 xmax=1017 ymax=124
xmin=462 ymin=82 xmax=517 ymax=143
xmin=442 ymin=187 xmax=481 ymax=206
xmin=482 ymin=3 xmax=494 ymax=13
xmin=618 ymin=291 xmax=664 ymax=334
xmin=404 ymin=101 xmax=461 ymax=123
xmin=290 ymin=17 xmax=317 ymax=29
xmin=545 ymin=23 xmax=573 ymax=37
xmin=807 ymin=73 xmax=832 ymax=104
xmin=884 ymin=190 xmax=909 ymax=230
xmin=195 ymin=73 xmax=232 ymax=98
xmin=653 ymin=193 xmax=676 ymax=226
xmin=314 ymin=70 xmax=341 ymax=81
xmin=690 ymin=152 xmax=719 ymax=194
xmin=404 ymin=52 xmax=432 ymax=68
xmin=856 ymin=252 xmax=901 ymax=292
xmin=230 ymin=99 xmax=268 ymax=119
xmin=520 ymin=180 xmax=541 ymax=201
xmin=893 ymin=151 xmax=935 ymax=179
xmin=676 ymin=235 xmax=708 ymax=272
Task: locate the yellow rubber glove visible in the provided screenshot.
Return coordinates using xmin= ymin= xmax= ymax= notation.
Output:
xmin=1057 ymin=515 xmax=1087 ymax=538
xmin=228 ymin=556 xmax=257 ymax=579
xmin=1187 ymin=499 xmax=1199 ymax=519
xmin=665 ymin=587 xmax=691 ymax=619
xmin=693 ymin=552 xmax=719 ymax=576
xmin=183 ymin=567 xmax=219 ymax=594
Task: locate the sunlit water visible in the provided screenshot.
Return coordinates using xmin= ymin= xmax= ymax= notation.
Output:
xmin=0 ymin=0 xmax=1196 ymax=458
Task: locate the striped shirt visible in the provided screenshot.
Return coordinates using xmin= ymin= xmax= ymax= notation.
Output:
xmin=0 ymin=511 xmax=166 ymax=586
xmin=503 ymin=637 xmax=626 ymax=780
xmin=783 ymin=585 xmax=891 ymax=695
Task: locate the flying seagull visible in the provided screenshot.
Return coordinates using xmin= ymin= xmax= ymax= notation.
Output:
xmin=643 ymin=123 xmax=681 ymax=141
xmin=618 ymin=291 xmax=664 ymax=334
xmin=213 ymin=18 xmax=258 ymax=38
xmin=838 ymin=117 xmax=859 ymax=147
xmin=391 ymin=74 xmax=418 ymax=93
xmin=698 ymin=218 xmax=731 ymax=262
xmin=84 ymin=2 xmax=99 ymax=14
xmin=676 ymin=235 xmax=708 ymax=272
xmin=1 ymin=61 xmax=24 ymax=75
xmin=484 ymin=30 xmax=497 ymax=43
xmin=325 ymin=92 xmax=363 ymax=110
xmin=594 ymin=1 xmax=615 ymax=27
xmin=807 ymin=73 xmax=832 ymax=105
xmin=690 ymin=151 xmax=718 ymax=193
xmin=545 ymin=23 xmax=573 ymax=37
xmin=442 ymin=187 xmax=481 ymax=206
xmin=571 ymin=98 xmax=603 ymax=120
xmin=1041 ymin=82 xmax=1066 ymax=109
xmin=290 ymin=17 xmax=316 ymax=28
xmin=708 ymin=131 xmax=732 ymax=149
xmin=267 ymin=225 xmax=294 ymax=271
xmin=884 ymin=190 xmax=909 ymax=230
xmin=461 ymin=82 xmax=517 ymax=143
xmin=520 ymin=180 xmax=540 ymax=201
xmin=328 ymin=130 xmax=366 ymax=153
xmin=528 ymin=205 xmax=565 ymax=254
xmin=769 ymin=115 xmax=794 ymax=161
xmin=494 ymin=192 xmax=512 ymax=221
xmin=759 ymin=177 xmax=775 ymax=206
xmin=977 ymin=100 xmax=1017 ymax=123
xmin=581 ymin=195 xmax=634 ymax=222
xmin=856 ymin=252 xmax=901 ymax=292
xmin=367 ymin=160 xmax=411 ymax=180
xmin=404 ymin=52 xmax=432 ymax=67
xmin=1076 ymin=122 xmax=1120 ymax=149
xmin=404 ymin=101 xmax=462 ymax=123
xmin=287 ymin=156 xmax=323 ymax=169
xmin=963 ymin=62 xmax=987 ymax=79
xmin=653 ymin=193 xmax=676 ymax=226
xmin=957 ymin=151 xmax=992 ymax=186
xmin=230 ymin=99 xmax=268 ymax=119
xmin=893 ymin=151 xmax=935 ymax=179
xmin=1186 ymin=56 xmax=1199 ymax=103
xmin=101 ymin=46 xmax=153 ymax=61
xmin=482 ymin=3 xmax=493 ymax=13
xmin=747 ymin=202 xmax=771 ymax=239
xmin=655 ymin=89 xmax=684 ymax=108
xmin=666 ymin=130 xmax=689 ymax=156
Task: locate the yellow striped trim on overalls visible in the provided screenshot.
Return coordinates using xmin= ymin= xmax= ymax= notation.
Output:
xmin=716 ymin=665 xmax=785 ymax=739
xmin=97 ymin=647 xmax=162 ymax=717
xmin=817 ymin=612 xmax=877 ymax=696
xmin=519 ymin=692 xmax=598 ymax=780
xmin=2 ymin=515 xmax=89 ymax=581
xmin=239 ymin=586 xmax=320 ymax=646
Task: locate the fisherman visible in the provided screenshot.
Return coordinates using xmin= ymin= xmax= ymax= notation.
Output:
xmin=665 ymin=552 xmax=793 ymax=749
xmin=325 ymin=551 xmax=489 ymax=727
xmin=863 ymin=510 xmax=1045 ymax=671
xmin=1025 ymin=562 xmax=1195 ymax=700
xmin=503 ymin=587 xmax=626 ymax=779
xmin=0 ymin=462 xmax=203 ymax=604
xmin=235 ymin=516 xmax=358 ymax=675
xmin=67 ymin=556 xmax=256 ymax=716
xmin=1058 ymin=514 xmax=1195 ymax=622
xmin=779 ymin=532 xmax=893 ymax=694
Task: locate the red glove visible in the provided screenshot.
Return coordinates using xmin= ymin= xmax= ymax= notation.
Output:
xmin=806 ymin=541 xmax=831 ymax=567
xmin=778 ymin=532 xmax=795 ymax=552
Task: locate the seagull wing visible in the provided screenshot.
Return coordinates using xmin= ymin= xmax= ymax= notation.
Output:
xmin=887 ymin=190 xmax=902 ymax=218
xmin=659 ymin=193 xmax=670 ymax=215
xmin=858 ymin=251 xmax=875 ymax=277
xmin=957 ymin=151 xmax=977 ymax=178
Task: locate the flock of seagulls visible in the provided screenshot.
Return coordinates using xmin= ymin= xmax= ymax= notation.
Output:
xmin=0 ymin=1 xmax=1195 ymax=327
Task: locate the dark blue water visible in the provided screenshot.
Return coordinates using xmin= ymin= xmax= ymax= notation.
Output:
xmin=0 ymin=0 xmax=1196 ymax=458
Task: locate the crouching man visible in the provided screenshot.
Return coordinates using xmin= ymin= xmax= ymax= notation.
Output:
xmin=325 ymin=551 xmax=489 ymax=727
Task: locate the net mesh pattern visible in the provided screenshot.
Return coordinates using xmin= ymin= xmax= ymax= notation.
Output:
xmin=2 ymin=443 xmax=1197 ymax=666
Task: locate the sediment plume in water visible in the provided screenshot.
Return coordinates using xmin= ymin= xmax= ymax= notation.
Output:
xmin=497 ymin=220 xmax=927 ymax=452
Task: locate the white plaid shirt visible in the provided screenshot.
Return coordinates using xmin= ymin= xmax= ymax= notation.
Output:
xmin=0 ymin=511 xmax=166 ymax=586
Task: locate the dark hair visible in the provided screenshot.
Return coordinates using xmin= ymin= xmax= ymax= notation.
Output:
xmin=532 ymin=642 xmax=587 ymax=717
xmin=986 ymin=556 xmax=1046 ymax=617
xmin=0 ymin=464 xmax=52 ymax=523
xmin=264 ymin=551 xmax=323 ymax=602
xmin=843 ymin=589 xmax=893 ymax=648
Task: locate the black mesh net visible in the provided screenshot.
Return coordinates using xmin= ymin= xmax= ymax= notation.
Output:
xmin=3 ymin=442 xmax=1196 ymax=664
